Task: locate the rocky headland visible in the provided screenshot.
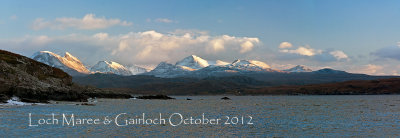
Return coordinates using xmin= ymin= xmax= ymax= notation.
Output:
xmin=0 ymin=49 xmax=131 ymax=103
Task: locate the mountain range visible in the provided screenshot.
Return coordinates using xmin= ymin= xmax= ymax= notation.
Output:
xmin=31 ymin=51 xmax=147 ymax=76
xmin=2 ymin=49 xmax=399 ymax=98
xmin=70 ymin=52 xmax=400 ymax=95
xmin=31 ymin=51 xmax=366 ymax=79
xmin=144 ymin=55 xmax=336 ymax=78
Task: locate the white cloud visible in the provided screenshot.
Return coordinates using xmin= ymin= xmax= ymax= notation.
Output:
xmin=278 ymin=44 xmax=349 ymax=62
xmin=32 ymin=14 xmax=132 ymax=30
xmin=209 ymin=39 xmax=225 ymax=52
xmin=0 ymin=30 xmax=260 ymax=65
xmin=111 ymin=31 xmax=259 ymax=64
xmin=280 ymin=46 xmax=321 ymax=56
xmin=329 ymin=50 xmax=348 ymax=60
xmin=207 ymin=35 xmax=259 ymax=54
xmin=240 ymin=41 xmax=254 ymax=53
xmin=279 ymin=42 xmax=292 ymax=49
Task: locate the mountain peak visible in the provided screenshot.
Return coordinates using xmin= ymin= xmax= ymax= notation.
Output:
xmin=145 ymin=61 xmax=190 ymax=77
xmin=90 ymin=61 xmax=132 ymax=76
xmin=32 ymin=51 xmax=90 ymax=75
xmin=231 ymin=59 xmax=270 ymax=69
xmin=32 ymin=51 xmax=59 ymax=59
xmin=104 ymin=61 xmax=125 ymax=69
xmin=64 ymin=52 xmax=74 ymax=58
xmin=64 ymin=52 xmax=82 ymax=64
xmin=313 ymin=68 xmax=347 ymax=74
xmin=40 ymin=51 xmax=55 ymax=54
xmin=65 ymin=52 xmax=72 ymax=56
xmin=175 ymin=55 xmax=209 ymax=69
xmin=284 ymin=65 xmax=312 ymax=72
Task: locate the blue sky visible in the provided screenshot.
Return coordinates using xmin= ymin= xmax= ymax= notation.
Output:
xmin=1 ymin=0 xmax=400 ymax=75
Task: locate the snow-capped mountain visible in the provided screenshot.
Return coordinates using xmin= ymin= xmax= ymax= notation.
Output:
xmin=145 ymin=56 xmax=286 ymax=78
xmin=284 ymin=65 xmax=312 ymax=72
xmin=175 ymin=55 xmax=210 ymax=70
xmin=229 ymin=59 xmax=271 ymax=71
xmin=127 ymin=65 xmax=148 ymax=75
xmin=144 ymin=62 xmax=191 ymax=77
xmin=90 ymin=61 xmax=132 ymax=76
xmin=191 ymin=59 xmax=282 ymax=76
xmin=31 ymin=51 xmax=90 ymax=76
xmin=31 ymin=51 xmax=349 ymax=78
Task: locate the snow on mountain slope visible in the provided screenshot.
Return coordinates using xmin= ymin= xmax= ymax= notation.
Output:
xmin=192 ymin=59 xmax=281 ymax=75
xmin=127 ymin=65 xmax=148 ymax=75
xmin=90 ymin=61 xmax=132 ymax=76
xmin=31 ymin=51 xmax=90 ymax=76
xmin=143 ymin=56 xmax=287 ymax=78
xmin=175 ymin=55 xmax=209 ymax=70
xmin=145 ymin=62 xmax=190 ymax=78
xmin=229 ymin=59 xmax=271 ymax=71
xmin=284 ymin=65 xmax=312 ymax=72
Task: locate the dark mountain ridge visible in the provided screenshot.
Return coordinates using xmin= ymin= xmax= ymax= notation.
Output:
xmin=245 ymin=78 xmax=400 ymax=95
xmin=73 ymin=71 xmax=398 ymax=95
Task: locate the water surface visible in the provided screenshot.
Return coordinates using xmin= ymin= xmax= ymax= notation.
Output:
xmin=1 ymin=95 xmax=399 ymax=137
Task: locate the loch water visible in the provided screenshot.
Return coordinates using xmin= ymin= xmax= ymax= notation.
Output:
xmin=1 ymin=95 xmax=400 ymax=137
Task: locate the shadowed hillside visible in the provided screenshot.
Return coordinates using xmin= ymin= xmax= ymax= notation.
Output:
xmin=244 ymin=78 xmax=400 ymax=95
xmin=73 ymin=72 xmax=399 ymax=95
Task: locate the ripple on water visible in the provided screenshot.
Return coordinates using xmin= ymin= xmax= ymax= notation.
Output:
xmin=0 ymin=95 xmax=399 ymax=137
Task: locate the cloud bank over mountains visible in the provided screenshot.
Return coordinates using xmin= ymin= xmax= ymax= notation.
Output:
xmin=278 ymin=43 xmax=349 ymax=62
xmin=2 ymin=30 xmax=399 ymax=75
xmin=1 ymin=30 xmax=260 ymax=66
xmin=1 ymin=13 xmax=400 ymax=75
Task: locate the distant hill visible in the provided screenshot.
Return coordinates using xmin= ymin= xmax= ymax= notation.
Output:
xmin=244 ymin=78 xmax=400 ymax=95
xmin=283 ymin=65 xmax=312 ymax=72
xmin=73 ymin=72 xmax=397 ymax=95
